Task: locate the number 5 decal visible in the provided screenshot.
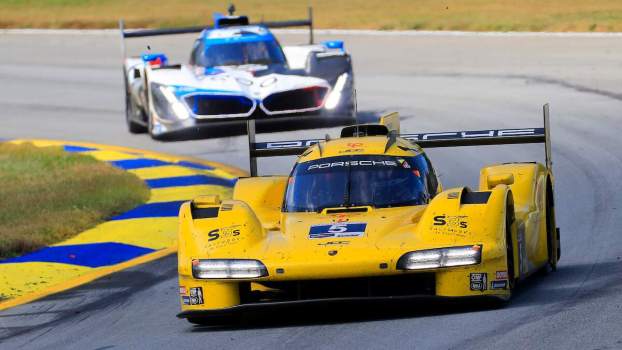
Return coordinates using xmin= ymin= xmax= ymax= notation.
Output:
xmin=328 ymin=223 xmax=348 ymax=233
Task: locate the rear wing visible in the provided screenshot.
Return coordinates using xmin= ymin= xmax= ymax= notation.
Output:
xmin=246 ymin=104 xmax=552 ymax=176
xmin=119 ymin=7 xmax=314 ymax=58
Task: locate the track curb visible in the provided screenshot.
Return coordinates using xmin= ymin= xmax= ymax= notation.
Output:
xmin=0 ymin=139 xmax=245 ymax=311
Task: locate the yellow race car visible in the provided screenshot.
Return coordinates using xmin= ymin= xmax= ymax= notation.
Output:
xmin=176 ymin=105 xmax=560 ymax=324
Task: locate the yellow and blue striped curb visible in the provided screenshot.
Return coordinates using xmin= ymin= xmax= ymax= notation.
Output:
xmin=0 ymin=139 xmax=246 ymax=310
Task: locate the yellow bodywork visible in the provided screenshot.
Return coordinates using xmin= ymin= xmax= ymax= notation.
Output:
xmin=177 ymin=130 xmax=557 ymax=314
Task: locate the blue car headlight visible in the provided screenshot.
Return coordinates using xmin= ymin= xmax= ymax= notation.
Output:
xmin=150 ymin=83 xmax=190 ymax=121
xmin=324 ymin=73 xmax=349 ymax=110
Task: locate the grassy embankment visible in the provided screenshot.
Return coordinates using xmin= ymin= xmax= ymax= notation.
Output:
xmin=0 ymin=0 xmax=621 ymax=32
xmin=0 ymin=143 xmax=149 ymax=259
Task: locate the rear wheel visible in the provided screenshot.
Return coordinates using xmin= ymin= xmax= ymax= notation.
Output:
xmin=545 ymin=179 xmax=560 ymax=271
xmin=505 ymin=196 xmax=517 ymax=293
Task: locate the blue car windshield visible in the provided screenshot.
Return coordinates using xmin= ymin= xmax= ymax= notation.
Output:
xmin=284 ymin=155 xmax=434 ymax=212
xmin=195 ymin=40 xmax=286 ymax=67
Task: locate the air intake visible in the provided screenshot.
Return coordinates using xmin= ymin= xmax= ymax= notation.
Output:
xmin=184 ymin=94 xmax=254 ymax=117
xmin=262 ymin=86 xmax=328 ymax=114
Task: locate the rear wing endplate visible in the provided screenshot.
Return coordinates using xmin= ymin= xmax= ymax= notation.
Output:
xmin=247 ymin=104 xmax=552 ymax=176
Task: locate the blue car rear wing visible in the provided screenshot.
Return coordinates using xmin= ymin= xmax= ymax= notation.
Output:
xmin=119 ymin=7 xmax=314 ymax=42
xmin=247 ymin=104 xmax=552 ymax=176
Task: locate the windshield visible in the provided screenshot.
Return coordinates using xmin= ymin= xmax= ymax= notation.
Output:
xmin=193 ymin=40 xmax=286 ymax=67
xmin=284 ymin=155 xmax=437 ymax=212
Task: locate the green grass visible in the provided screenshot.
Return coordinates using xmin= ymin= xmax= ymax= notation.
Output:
xmin=0 ymin=143 xmax=149 ymax=259
xmin=1 ymin=0 xmax=622 ymax=32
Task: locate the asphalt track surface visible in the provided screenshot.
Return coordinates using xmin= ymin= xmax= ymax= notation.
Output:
xmin=1 ymin=31 xmax=622 ymax=349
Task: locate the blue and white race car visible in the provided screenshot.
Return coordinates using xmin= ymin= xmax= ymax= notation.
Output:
xmin=120 ymin=9 xmax=355 ymax=140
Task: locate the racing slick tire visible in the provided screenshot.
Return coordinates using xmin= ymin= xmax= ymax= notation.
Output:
xmin=481 ymin=194 xmax=516 ymax=309
xmin=545 ymin=179 xmax=560 ymax=271
xmin=124 ymin=73 xmax=147 ymax=134
xmin=505 ymin=195 xmax=517 ymax=294
xmin=126 ymin=94 xmax=147 ymax=134
xmin=145 ymin=87 xmax=161 ymax=140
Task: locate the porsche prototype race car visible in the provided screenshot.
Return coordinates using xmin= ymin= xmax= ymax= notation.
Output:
xmin=177 ymin=106 xmax=560 ymax=324
xmin=120 ymin=8 xmax=355 ymax=140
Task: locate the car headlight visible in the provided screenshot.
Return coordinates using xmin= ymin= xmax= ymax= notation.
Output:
xmin=324 ymin=73 xmax=348 ymax=110
xmin=192 ymin=259 xmax=268 ymax=279
xmin=150 ymin=83 xmax=190 ymax=121
xmin=397 ymin=245 xmax=482 ymax=270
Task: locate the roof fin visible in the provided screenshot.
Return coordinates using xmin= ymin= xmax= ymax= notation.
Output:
xmin=379 ymin=112 xmax=400 ymax=134
xmin=384 ymin=131 xmax=398 ymax=153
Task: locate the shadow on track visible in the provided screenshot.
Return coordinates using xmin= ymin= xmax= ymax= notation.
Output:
xmin=186 ymin=259 xmax=622 ymax=332
xmin=187 ymin=297 xmax=501 ymax=333
xmin=0 ymin=257 xmax=177 ymax=342
xmin=156 ymin=111 xmax=380 ymax=141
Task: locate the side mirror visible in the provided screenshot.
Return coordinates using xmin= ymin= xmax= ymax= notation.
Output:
xmin=487 ymin=173 xmax=514 ymax=188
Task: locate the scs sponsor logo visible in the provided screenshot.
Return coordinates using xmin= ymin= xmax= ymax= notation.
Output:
xmin=433 ymin=215 xmax=468 ymax=228
xmin=208 ymin=226 xmax=241 ymax=241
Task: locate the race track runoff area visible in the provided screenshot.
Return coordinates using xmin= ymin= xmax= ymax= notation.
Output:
xmin=0 ymin=140 xmax=245 ymax=310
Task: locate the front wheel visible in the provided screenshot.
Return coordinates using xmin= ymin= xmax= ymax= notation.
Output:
xmin=546 ymin=181 xmax=560 ymax=271
xmin=125 ymin=91 xmax=147 ymax=134
xmin=505 ymin=196 xmax=517 ymax=294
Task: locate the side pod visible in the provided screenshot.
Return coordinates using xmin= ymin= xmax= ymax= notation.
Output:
xmin=415 ymin=186 xmax=515 ymax=298
xmin=177 ymin=198 xmax=265 ymax=275
xmin=177 ymin=198 xmax=265 ymax=310
xmin=479 ymin=162 xmax=555 ymax=274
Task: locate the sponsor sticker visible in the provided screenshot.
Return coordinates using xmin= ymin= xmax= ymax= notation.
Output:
xmin=188 ymin=287 xmax=204 ymax=305
xmin=179 ymin=286 xmax=187 ymax=295
xmin=470 ymin=273 xmax=487 ymax=292
xmin=401 ymin=128 xmax=540 ymax=142
xmin=317 ymin=240 xmax=350 ymax=246
xmin=339 ymin=148 xmax=364 ymax=154
xmin=496 ymin=271 xmax=508 ymax=279
xmin=309 ymin=223 xmax=366 ymax=239
xmin=182 ymin=296 xmax=191 ymax=305
xmin=491 ymin=280 xmax=508 ymax=290
xmin=397 ymin=158 xmax=411 ymax=169
xmin=207 ymin=225 xmax=241 ymax=247
xmin=307 ymin=160 xmax=397 ymax=171
xmin=263 ymin=139 xmax=321 ymax=150
xmin=431 ymin=214 xmax=470 ymax=236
